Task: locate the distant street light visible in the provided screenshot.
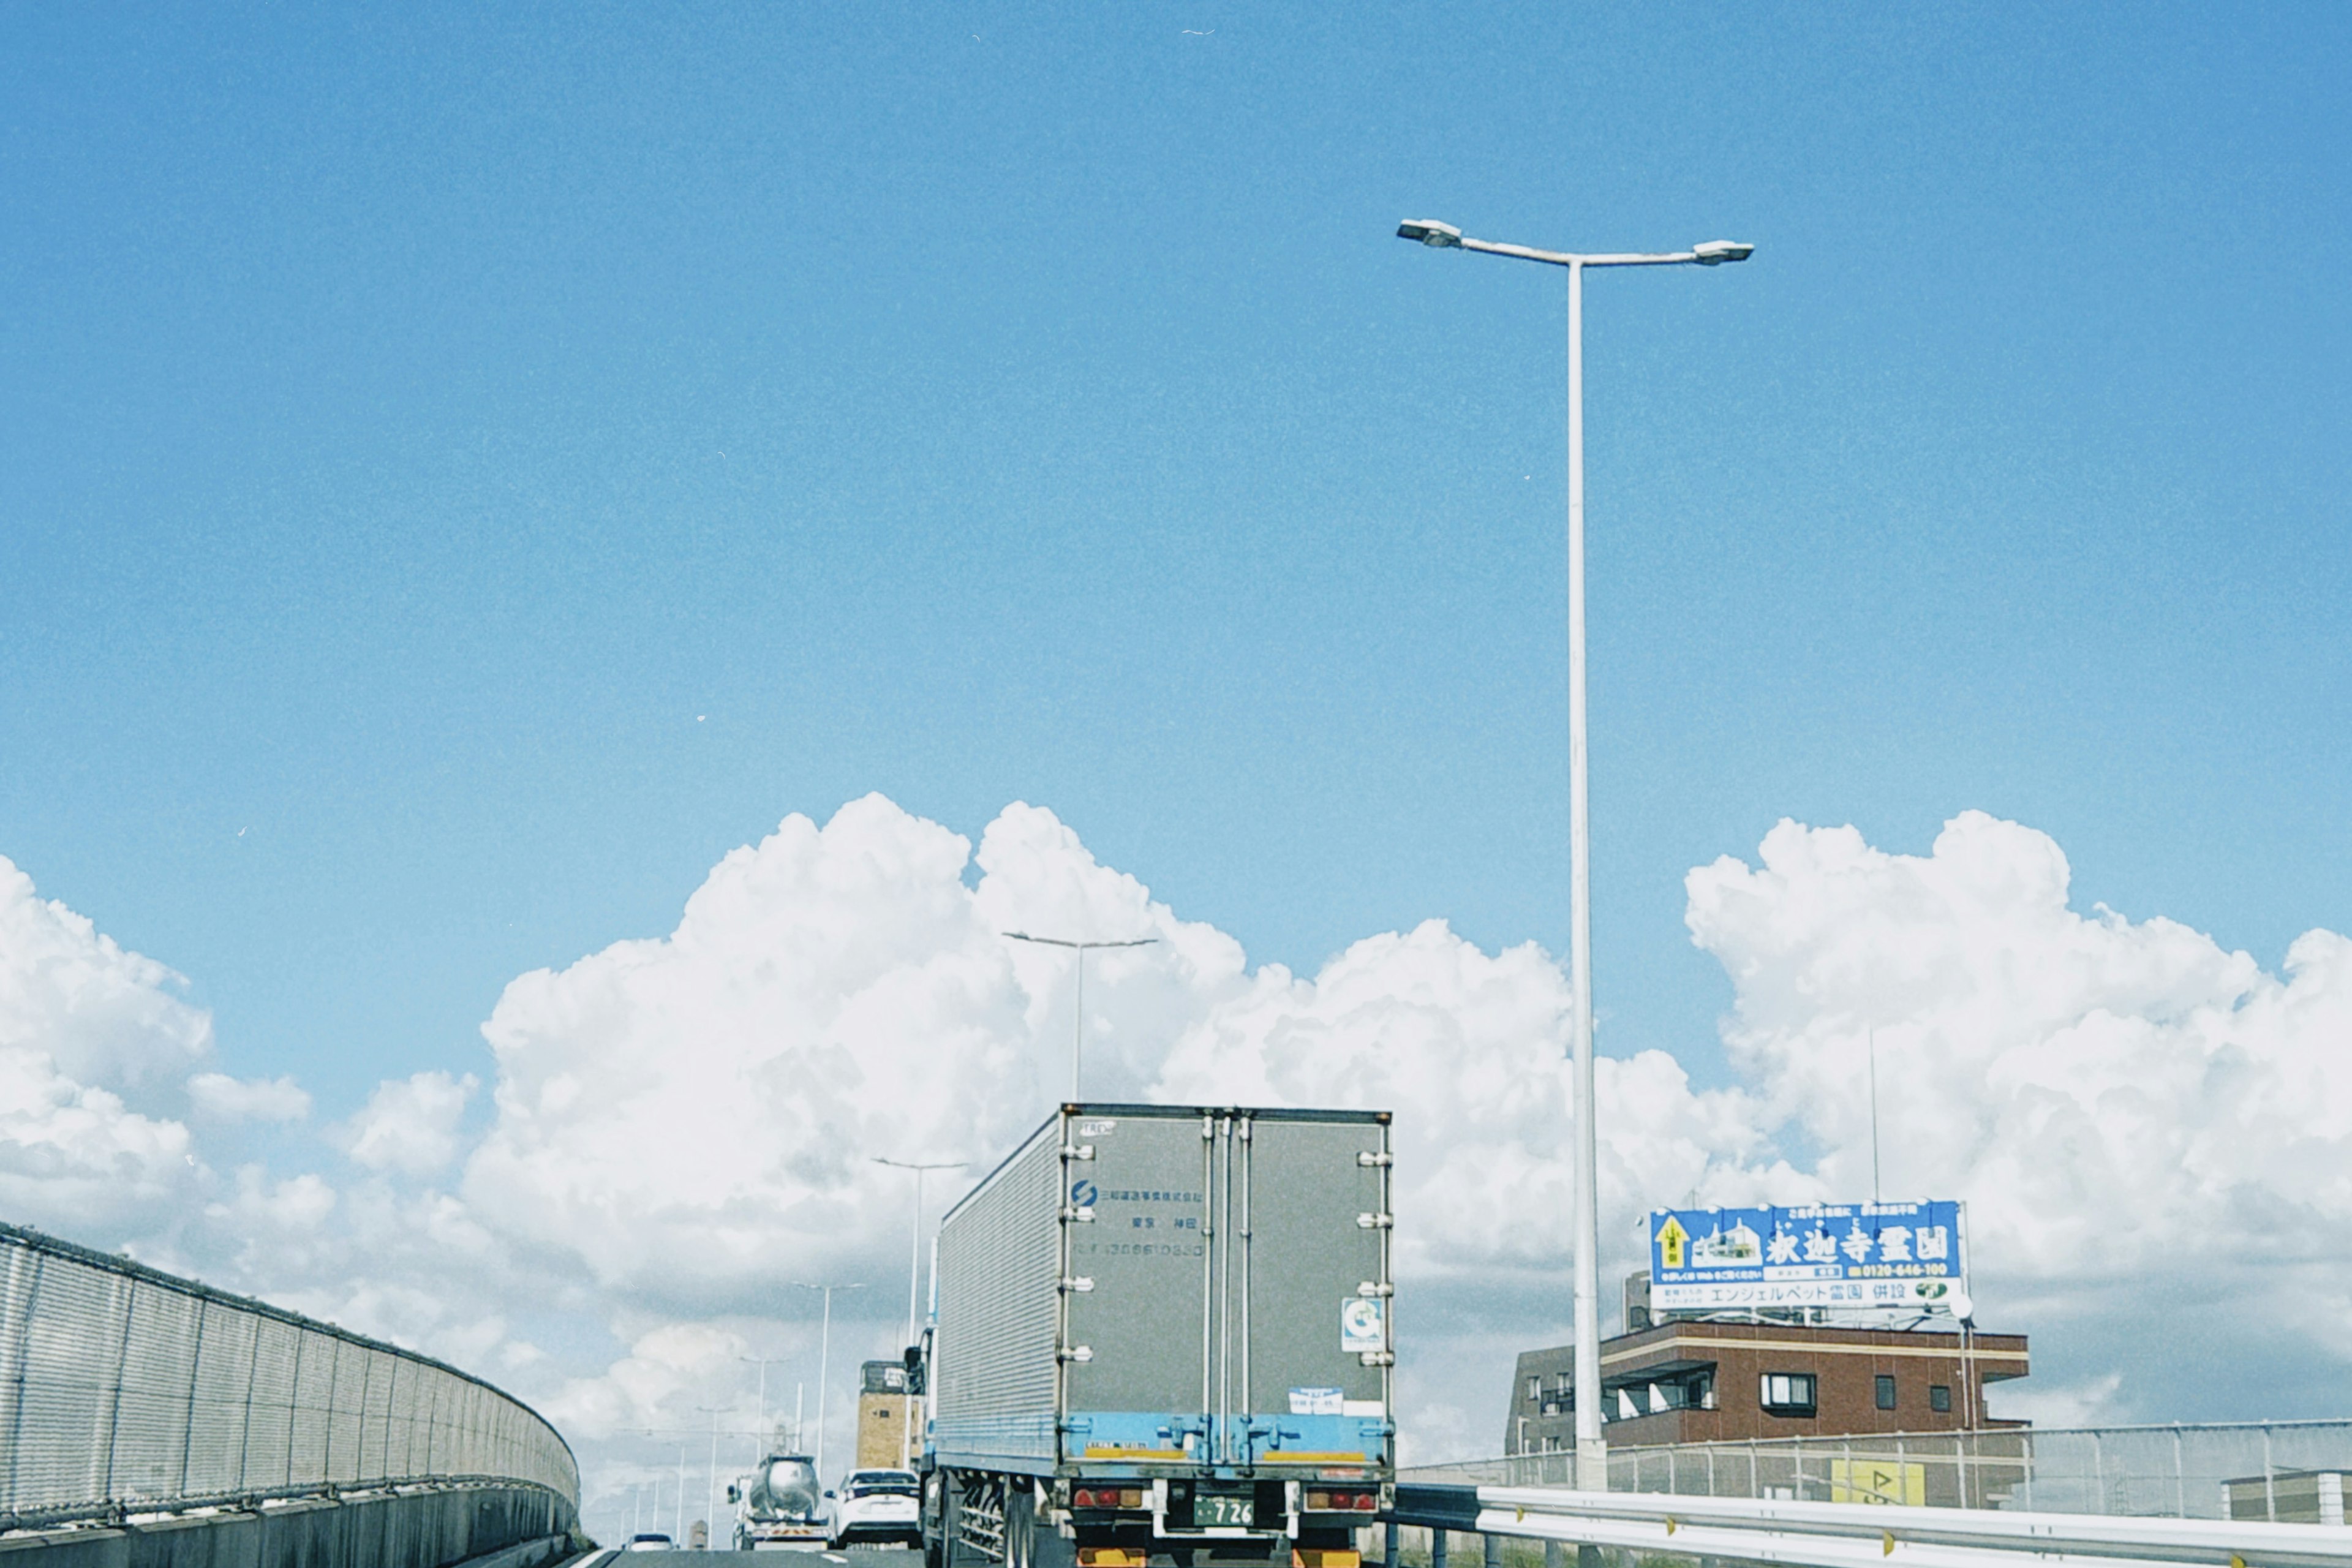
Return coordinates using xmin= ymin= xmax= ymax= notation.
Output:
xmin=738 ymin=1354 xmax=782 ymax=1453
xmin=793 ymin=1281 xmax=864 ymax=1482
xmin=874 ymin=1156 xmax=967 ymax=1467
xmin=1395 ymin=216 xmax=1752 ymax=1494
xmin=695 ymin=1405 xmax=725 ymax=1553
xmin=1003 ymin=931 xmax=1158 ymax=1099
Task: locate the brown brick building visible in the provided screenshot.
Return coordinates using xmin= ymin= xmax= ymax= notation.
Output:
xmin=1503 ymin=1319 xmax=2028 ymax=1453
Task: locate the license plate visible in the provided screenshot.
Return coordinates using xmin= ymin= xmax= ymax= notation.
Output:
xmin=1193 ymin=1491 xmax=1253 ymax=1528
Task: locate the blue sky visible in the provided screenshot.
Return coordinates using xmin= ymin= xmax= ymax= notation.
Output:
xmin=4 ymin=0 xmax=2346 ymax=1124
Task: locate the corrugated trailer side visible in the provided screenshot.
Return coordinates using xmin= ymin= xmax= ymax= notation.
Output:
xmin=932 ymin=1117 xmax=1065 ymax=1469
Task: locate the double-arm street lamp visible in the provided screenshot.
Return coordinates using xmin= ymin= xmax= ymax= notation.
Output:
xmin=793 ymin=1281 xmax=863 ymax=1482
xmin=1002 ymin=931 xmax=1158 ymax=1100
xmin=1396 ymin=217 xmax=1753 ymax=1493
xmin=874 ymin=1155 xmax=967 ymax=1466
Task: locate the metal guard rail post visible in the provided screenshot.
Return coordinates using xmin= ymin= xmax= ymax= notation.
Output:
xmin=1389 ymin=1483 xmax=2352 ymax=1568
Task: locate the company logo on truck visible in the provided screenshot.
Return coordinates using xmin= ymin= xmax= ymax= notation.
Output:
xmin=1340 ymin=1298 xmax=1386 ymax=1354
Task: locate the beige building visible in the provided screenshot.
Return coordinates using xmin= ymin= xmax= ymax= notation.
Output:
xmin=854 ymin=1360 xmax=918 ymax=1470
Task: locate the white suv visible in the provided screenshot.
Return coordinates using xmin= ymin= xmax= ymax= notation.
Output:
xmin=826 ymin=1469 xmax=922 ymax=1548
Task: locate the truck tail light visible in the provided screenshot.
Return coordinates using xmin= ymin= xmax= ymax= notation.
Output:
xmin=1306 ymin=1490 xmax=1377 ymax=1512
xmin=1072 ymin=1488 xmax=1144 ymax=1510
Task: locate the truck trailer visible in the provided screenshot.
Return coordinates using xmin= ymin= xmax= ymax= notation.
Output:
xmin=922 ymin=1104 xmax=1395 ymax=1568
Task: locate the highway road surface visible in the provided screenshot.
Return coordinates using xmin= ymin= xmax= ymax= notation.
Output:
xmin=581 ymin=1549 xmax=922 ymax=1564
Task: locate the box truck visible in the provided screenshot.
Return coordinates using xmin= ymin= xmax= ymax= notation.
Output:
xmin=921 ymin=1105 xmax=1394 ymax=1568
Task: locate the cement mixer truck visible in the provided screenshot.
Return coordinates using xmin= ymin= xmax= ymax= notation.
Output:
xmin=728 ymin=1453 xmax=828 ymax=1550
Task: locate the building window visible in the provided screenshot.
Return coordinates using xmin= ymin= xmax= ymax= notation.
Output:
xmin=1876 ymin=1374 xmax=1897 ymax=1411
xmin=1930 ymin=1384 xmax=1953 ymax=1414
xmin=1759 ymin=1373 xmax=1817 ymax=1416
xmin=1526 ymin=1376 xmax=1540 ymax=1402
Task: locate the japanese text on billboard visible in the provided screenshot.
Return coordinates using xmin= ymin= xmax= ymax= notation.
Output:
xmin=1648 ymin=1200 xmax=1966 ymax=1314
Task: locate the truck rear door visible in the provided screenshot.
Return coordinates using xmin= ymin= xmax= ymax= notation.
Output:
xmin=1060 ymin=1111 xmax=1213 ymax=1464
xmin=1058 ymin=1109 xmax=1393 ymax=1474
xmin=1234 ymin=1114 xmax=1392 ymax=1470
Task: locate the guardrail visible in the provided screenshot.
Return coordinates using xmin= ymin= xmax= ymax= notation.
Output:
xmin=1388 ymin=1482 xmax=2352 ymax=1568
xmin=1412 ymin=1422 xmax=2352 ymax=1520
xmin=0 ymin=1219 xmax=578 ymax=1532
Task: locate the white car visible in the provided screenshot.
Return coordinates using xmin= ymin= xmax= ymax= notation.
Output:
xmin=624 ymin=1533 xmax=674 ymax=1552
xmin=826 ymin=1469 xmax=922 ymax=1548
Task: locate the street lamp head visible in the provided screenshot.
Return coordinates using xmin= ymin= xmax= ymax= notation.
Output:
xmin=1691 ymin=239 xmax=1755 ymax=265
xmin=1397 ymin=219 xmax=1463 ymax=248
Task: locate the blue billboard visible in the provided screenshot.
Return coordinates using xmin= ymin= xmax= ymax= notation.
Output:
xmin=1647 ymin=1200 xmax=1967 ymax=1315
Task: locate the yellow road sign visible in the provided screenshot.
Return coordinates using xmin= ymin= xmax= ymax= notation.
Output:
xmin=1831 ymin=1459 xmax=1926 ymax=1507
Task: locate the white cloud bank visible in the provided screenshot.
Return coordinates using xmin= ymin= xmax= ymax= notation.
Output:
xmin=189 ymin=1071 xmax=312 ymax=1123
xmin=0 ymin=855 xmax=209 ymax=1231
xmin=4 ymin=802 xmax=2349 ymax=1531
xmin=1685 ymin=811 xmax=2352 ymax=1412
xmin=341 ymin=1069 xmax=477 ymax=1175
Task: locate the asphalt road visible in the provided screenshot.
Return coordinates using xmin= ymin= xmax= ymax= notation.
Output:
xmin=584 ymin=1549 xmax=922 ymax=1564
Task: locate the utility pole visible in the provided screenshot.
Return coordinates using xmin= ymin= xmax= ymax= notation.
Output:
xmin=1869 ymin=1027 xmax=1883 ymax=1202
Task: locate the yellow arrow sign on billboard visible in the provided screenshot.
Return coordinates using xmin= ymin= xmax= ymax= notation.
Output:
xmin=1655 ymin=1214 xmax=1689 ymax=1269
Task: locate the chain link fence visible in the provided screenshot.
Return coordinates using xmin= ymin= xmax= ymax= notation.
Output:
xmin=0 ymin=1221 xmax=578 ymax=1531
xmin=1408 ymin=1422 xmax=2352 ymax=1520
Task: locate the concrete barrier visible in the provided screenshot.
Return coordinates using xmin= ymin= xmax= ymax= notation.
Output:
xmin=0 ymin=1483 xmax=576 ymax=1568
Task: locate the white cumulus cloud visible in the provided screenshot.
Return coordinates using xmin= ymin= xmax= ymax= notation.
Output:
xmin=189 ymin=1071 xmax=312 ymax=1123
xmin=0 ymin=854 xmax=211 ymax=1088
xmin=0 ymin=854 xmax=211 ymax=1231
xmin=5 ymin=799 xmax=2349 ymax=1510
xmin=341 ymin=1069 xmax=479 ymax=1175
xmin=1686 ymin=810 xmax=2352 ymax=1414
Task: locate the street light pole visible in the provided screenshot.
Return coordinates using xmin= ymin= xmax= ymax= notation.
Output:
xmin=696 ymin=1405 xmax=724 ymax=1550
xmin=1001 ymin=932 xmax=1158 ymax=1099
xmin=1396 ymin=217 xmax=1752 ymax=1496
xmin=875 ymin=1156 xmax=965 ymax=1467
xmin=794 ymin=1281 xmax=863 ymax=1483
xmin=739 ymin=1355 xmax=777 ymax=1453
